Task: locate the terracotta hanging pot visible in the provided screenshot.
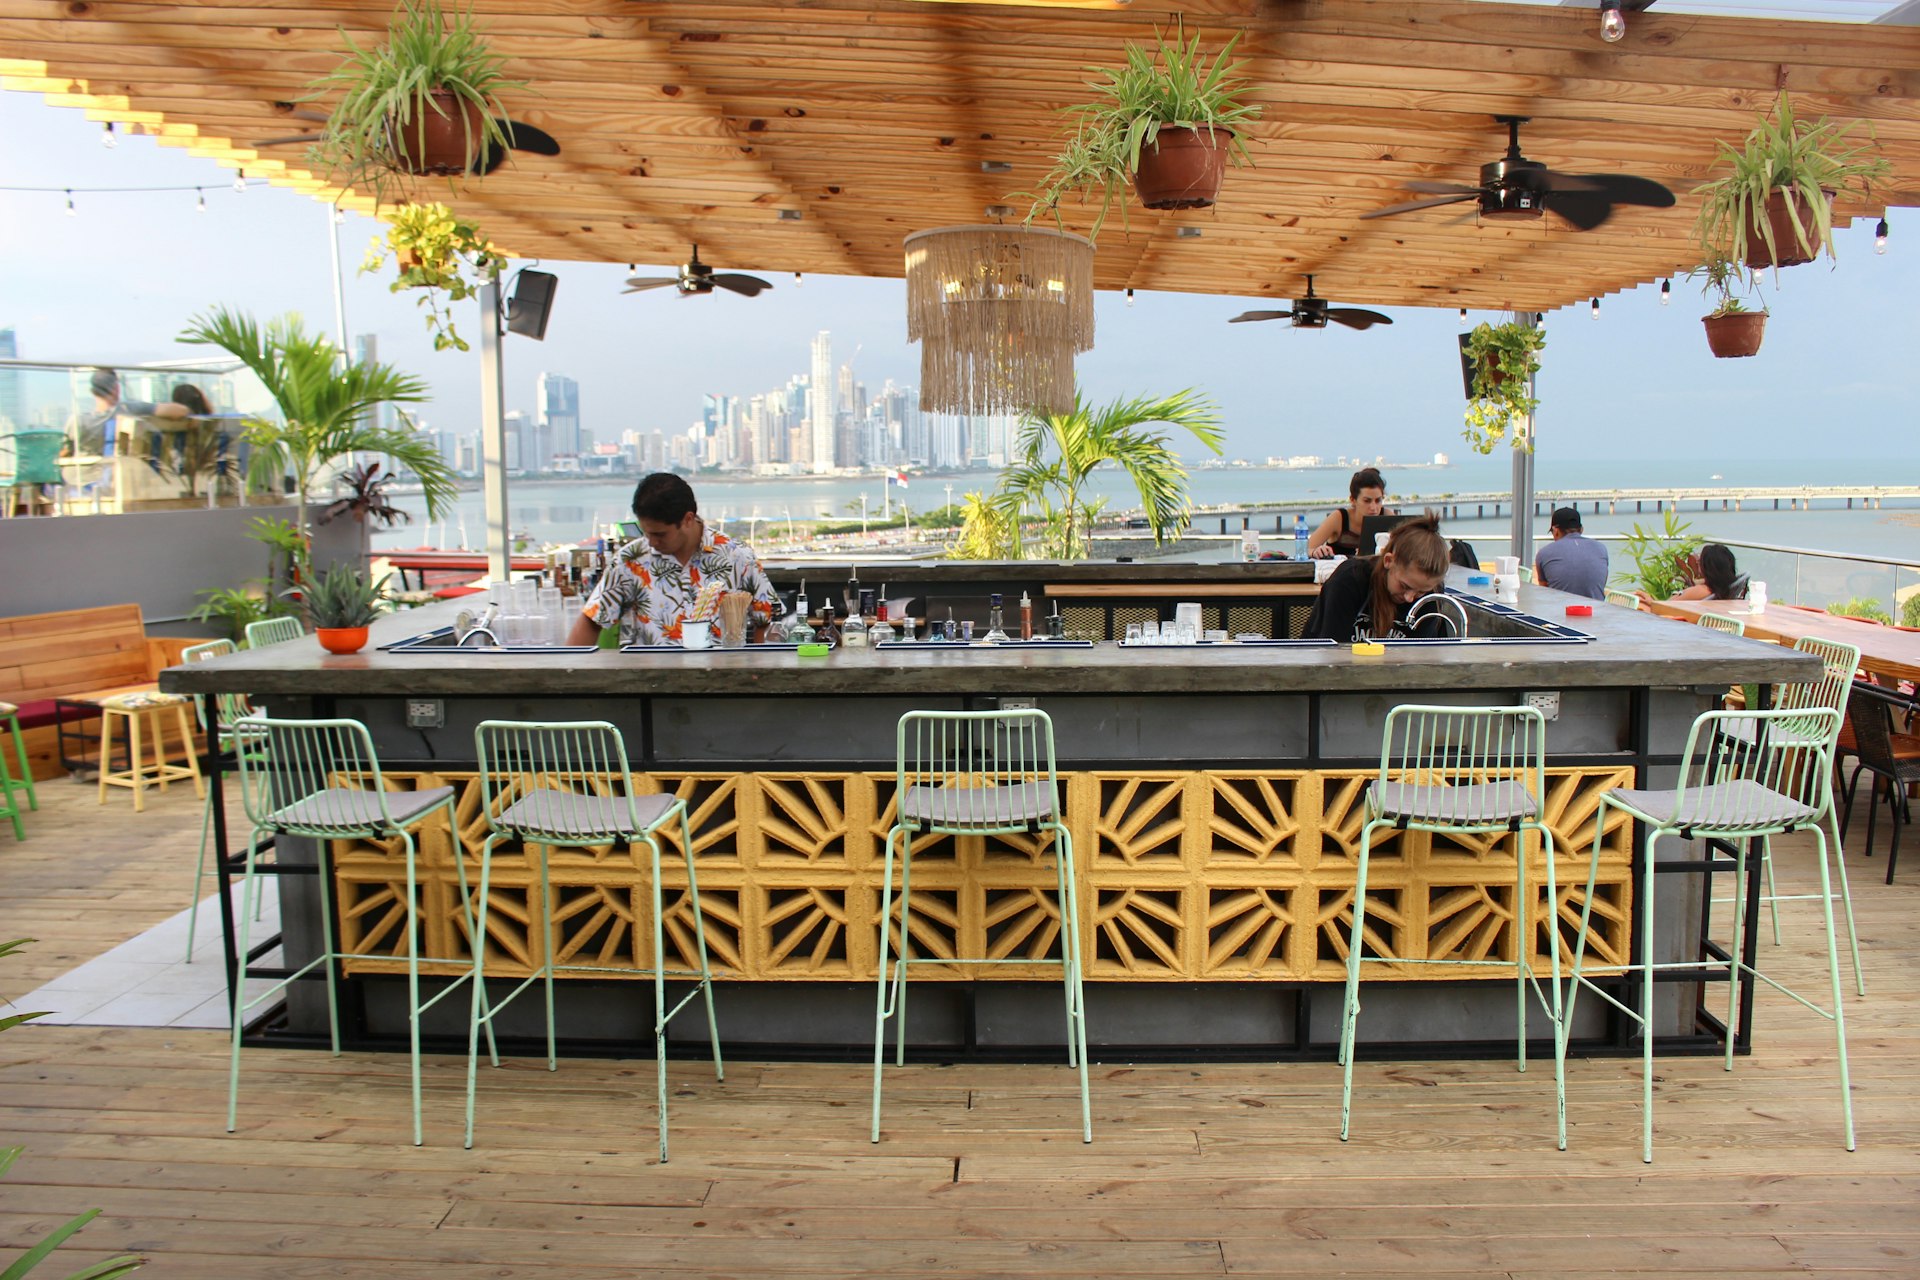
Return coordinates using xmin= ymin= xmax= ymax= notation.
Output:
xmin=1133 ymin=127 xmax=1233 ymax=210
xmin=1702 ymin=311 xmax=1767 ymax=359
xmin=387 ymin=88 xmax=482 ymax=177
xmin=1742 ymin=188 xmax=1832 ymax=270
xmin=315 ymin=626 xmax=371 ymax=655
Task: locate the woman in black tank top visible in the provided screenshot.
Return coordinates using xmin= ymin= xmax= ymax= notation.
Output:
xmin=1308 ymin=467 xmax=1389 ymax=559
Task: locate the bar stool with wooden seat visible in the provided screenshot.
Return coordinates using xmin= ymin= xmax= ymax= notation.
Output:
xmin=874 ymin=708 xmax=1091 ymax=1144
xmin=227 ymin=715 xmax=480 ymax=1146
xmin=1562 ymin=705 xmax=1852 ymax=1163
xmin=96 ymin=690 xmax=203 ymax=812
xmin=1338 ymin=704 xmax=1568 ymax=1149
xmin=0 ymin=700 xmax=32 ymax=841
xmin=466 ymin=719 xmax=722 ymax=1161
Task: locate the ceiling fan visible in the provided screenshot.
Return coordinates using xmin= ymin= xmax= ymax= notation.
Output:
xmin=1228 ymin=276 xmax=1392 ymax=331
xmin=1360 ymin=116 xmax=1675 ymax=231
xmin=250 ymin=105 xmax=561 ymax=176
xmin=623 ymin=246 xmax=774 ymax=297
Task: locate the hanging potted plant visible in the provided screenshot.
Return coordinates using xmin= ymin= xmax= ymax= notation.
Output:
xmin=1023 ymin=22 xmax=1260 ymax=241
xmin=1693 ymin=249 xmax=1769 ymax=359
xmin=304 ymin=562 xmax=392 ymax=655
xmin=1460 ymin=321 xmax=1545 ymax=454
xmin=360 ymin=201 xmax=501 ymax=351
xmin=1693 ymin=90 xmax=1890 ymax=272
xmin=306 ymin=0 xmax=526 ymax=204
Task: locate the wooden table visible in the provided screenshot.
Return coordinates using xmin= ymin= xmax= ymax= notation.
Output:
xmin=1644 ymin=597 xmax=1920 ymax=683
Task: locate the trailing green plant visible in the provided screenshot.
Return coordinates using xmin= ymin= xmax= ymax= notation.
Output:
xmin=1692 ymin=90 xmax=1890 ymax=271
xmin=1022 ymin=22 xmax=1260 ymax=242
xmin=1826 ymin=596 xmax=1892 ymax=625
xmin=179 ymin=308 xmax=454 ymax=532
xmin=1692 ymin=247 xmax=1767 ymax=319
xmin=1461 ymin=321 xmax=1545 ymax=454
xmin=305 ymin=0 xmax=525 ymax=208
xmin=359 ymin=202 xmax=502 ymax=351
xmin=1613 ymin=509 xmax=1705 ymax=601
xmin=304 ymin=563 xmax=392 ymax=630
xmin=2 ymin=939 xmax=144 ymax=1279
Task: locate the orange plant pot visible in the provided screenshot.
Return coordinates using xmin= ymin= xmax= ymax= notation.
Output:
xmin=315 ymin=626 xmax=370 ymax=655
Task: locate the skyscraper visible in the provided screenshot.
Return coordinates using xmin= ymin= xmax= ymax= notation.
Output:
xmin=538 ymin=372 xmax=581 ymax=465
xmin=0 ymin=329 xmax=20 ymax=430
xmin=807 ymin=331 xmax=835 ymax=473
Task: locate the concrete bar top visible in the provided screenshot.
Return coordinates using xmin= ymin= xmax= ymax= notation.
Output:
xmin=163 ymin=568 xmax=1817 ymax=700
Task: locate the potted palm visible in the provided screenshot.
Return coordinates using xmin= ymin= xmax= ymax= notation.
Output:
xmin=1024 ymin=23 xmax=1260 ymax=241
xmin=360 ymin=201 xmax=501 ymax=351
xmin=305 ymin=563 xmax=391 ymax=654
xmin=1693 ymin=249 xmax=1768 ymax=359
xmin=306 ymin=0 xmax=525 ymax=203
xmin=1460 ymin=321 xmax=1545 ymax=453
xmin=1693 ymin=91 xmax=1890 ymax=272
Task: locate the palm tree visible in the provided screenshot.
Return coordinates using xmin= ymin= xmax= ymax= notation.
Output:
xmin=179 ymin=307 xmax=457 ymax=531
xmin=989 ymin=389 xmax=1224 ymax=560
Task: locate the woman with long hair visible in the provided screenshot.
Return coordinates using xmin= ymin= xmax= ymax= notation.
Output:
xmin=1304 ymin=511 xmax=1452 ymax=642
xmin=1307 ymin=466 xmax=1390 ymax=559
xmin=1639 ymin=543 xmax=1746 ymax=605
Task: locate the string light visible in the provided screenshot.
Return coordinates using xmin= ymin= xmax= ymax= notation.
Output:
xmin=1599 ymin=0 xmax=1626 ymax=42
xmin=793 ymin=271 xmax=803 ymax=286
xmin=233 ymin=168 xmax=247 ymax=193
xmin=1660 ymin=279 xmax=1671 ymax=305
xmin=1875 ymin=217 xmax=1889 ymax=255
xmin=332 ymin=206 xmax=345 ymax=225
xmin=1125 ymin=287 xmax=1134 ymax=308
xmin=1458 ymin=307 xmax=1468 ymax=324
xmin=1590 ymin=296 xmax=1601 ymax=319
xmin=65 ymin=189 xmax=75 ymax=216
xmin=196 ymin=188 xmax=206 ymax=213
xmin=100 ymin=122 xmax=117 ymax=148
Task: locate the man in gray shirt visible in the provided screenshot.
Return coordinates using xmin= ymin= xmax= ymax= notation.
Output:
xmin=1533 ymin=506 xmax=1609 ymax=599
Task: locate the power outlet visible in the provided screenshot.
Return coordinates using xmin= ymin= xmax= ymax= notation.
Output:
xmin=1524 ymin=691 xmax=1561 ymax=721
xmin=406 ymin=698 xmax=444 ymax=729
xmin=999 ymin=697 xmax=1037 ymax=711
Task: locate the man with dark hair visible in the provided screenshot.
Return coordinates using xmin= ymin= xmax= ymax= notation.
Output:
xmin=1533 ymin=506 xmax=1609 ymax=599
xmin=568 ymin=472 xmax=780 ymax=645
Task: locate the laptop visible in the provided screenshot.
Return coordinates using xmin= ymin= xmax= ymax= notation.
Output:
xmin=1360 ymin=513 xmax=1416 ymax=543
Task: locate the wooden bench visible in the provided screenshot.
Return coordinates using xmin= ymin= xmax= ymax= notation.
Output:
xmin=0 ymin=605 xmax=204 ymax=780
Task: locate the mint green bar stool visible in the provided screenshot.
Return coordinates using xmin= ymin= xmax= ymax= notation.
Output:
xmin=0 ymin=700 xmax=31 ymax=841
xmin=1695 ymin=613 xmax=1746 ymax=638
xmin=1563 ymin=705 xmax=1852 ymax=1163
xmin=874 ymin=708 xmax=1091 ymax=1144
xmin=179 ymin=640 xmax=266 ymax=960
xmin=227 ymin=715 xmax=483 ymax=1146
xmin=468 ymin=720 xmax=722 ymax=1161
xmin=243 ymin=615 xmax=305 ymax=649
xmin=1339 ymin=704 xmax=1567 ymax=1150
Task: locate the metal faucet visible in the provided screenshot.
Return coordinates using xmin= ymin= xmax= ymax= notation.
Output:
xmin=455 ymin=606 xmax=500 ymax=647
xmin=1406 ymin=593 xmax=1469 ymax=638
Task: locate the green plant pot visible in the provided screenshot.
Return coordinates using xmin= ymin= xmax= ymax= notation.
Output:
xmin=1134 ymin=127 xmax=1231 ymax=210
xmin=1743 ymin=187 xmax=1831 ymax=270
xmin=1703 ymin=311 xmax=1767 ymax=359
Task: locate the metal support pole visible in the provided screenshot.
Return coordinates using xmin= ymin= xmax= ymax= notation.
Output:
xmin=478 ymin=280 xmax=511 ymax=582
xmin=1508 ymin=311 xmax=1541 ymax=566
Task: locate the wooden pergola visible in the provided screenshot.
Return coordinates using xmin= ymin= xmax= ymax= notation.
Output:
xmin=6 ymin=0 xmax=1919 ymax=313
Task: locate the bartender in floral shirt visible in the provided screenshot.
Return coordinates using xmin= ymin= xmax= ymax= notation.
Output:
xmin=567 ymin=472 xmax=780 ymax=646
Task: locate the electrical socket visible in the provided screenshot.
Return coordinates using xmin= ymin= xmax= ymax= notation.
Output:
xmin=999 ymin=697 xmax=1037 ymax=711
xmin=406 ymin=698 xmax=444 ymax=729
xmin=1524 ymin=691 xmax=1561 ymax=721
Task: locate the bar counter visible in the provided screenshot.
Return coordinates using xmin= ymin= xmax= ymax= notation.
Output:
xmin=163 ymin=562 xmax=1818 ymax=1061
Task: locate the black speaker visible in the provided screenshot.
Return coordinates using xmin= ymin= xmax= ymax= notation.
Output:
xmin=1457 ymin=332 xmax=1477 ymax=401
xmin=506 ymin=270 xmax=558 ymax=340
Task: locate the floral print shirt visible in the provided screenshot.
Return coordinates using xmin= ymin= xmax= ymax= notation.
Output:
xmin=580 ymin=527 xmax=779 ymax=645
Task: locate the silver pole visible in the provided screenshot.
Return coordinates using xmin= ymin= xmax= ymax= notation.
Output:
xmin=327 ymin=204 xmax=349 ymax=355
xmin=1508 ymin=311 xmax=1540 ymax=566
xmin=478 ymin=280 xmax=511 ymax=581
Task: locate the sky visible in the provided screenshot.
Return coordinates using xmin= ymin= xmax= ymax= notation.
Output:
xmin=3 ymin=86 xmax=1916 ymax=465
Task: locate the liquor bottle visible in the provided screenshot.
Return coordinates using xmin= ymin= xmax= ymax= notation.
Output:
xmin=1294 ymin=514 xmax=1310 ymax=560
xmin=844 ymin=568 xmax=862 ymax=622
xmin=818 ymin=601 xmax=840 ymax=645
xmin=870 ymin=601 xmax=896 ymax=646
xmin=982 ymin=593 xmax=1009 ymax=644
xmin=942 ymin=607 xmax=959 ymax=643
xmin=1019 ymin=591 xmax=1033 ymax=641
xmin=842 ymin=603 xmax=869 ymax=648
xmin=788 ymin=589 xmax=815 ymax=645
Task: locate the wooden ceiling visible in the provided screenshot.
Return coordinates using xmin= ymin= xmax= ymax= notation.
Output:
xmin=7 ymin=0 xmax=1920 ymax=311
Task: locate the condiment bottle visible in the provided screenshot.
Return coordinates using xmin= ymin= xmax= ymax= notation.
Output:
xmin=1019 ymin=591 xmax=1033 ymax=641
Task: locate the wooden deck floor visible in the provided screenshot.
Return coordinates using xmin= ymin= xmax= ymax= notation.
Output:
xmin=3 ymin=775 xmax=1918 ymax=1277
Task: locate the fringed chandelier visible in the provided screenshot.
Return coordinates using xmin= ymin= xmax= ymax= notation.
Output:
xmin=904 ymin=224 xmax=1095 ymax=417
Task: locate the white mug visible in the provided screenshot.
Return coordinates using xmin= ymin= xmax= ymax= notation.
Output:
xmin=682 ymin=624 xmax=714 ymax=649
xmin=1749 ymin=581 xmax=1768 ymax=614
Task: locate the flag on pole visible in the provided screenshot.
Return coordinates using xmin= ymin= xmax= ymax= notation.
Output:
xmin=894 ymin=470 xmax=910 ymax=488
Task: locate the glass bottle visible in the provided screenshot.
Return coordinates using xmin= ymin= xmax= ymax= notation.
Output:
xmin=841 ymin=602 xmax=869 ymax=648
xmin=788 ymin=592 xmax=815 ymax=645
xmin=817 ymin=601 xmax=840 ymax=645
xmin=942 ymin=607 xmax=959 ymax=643
xmin=1019 ymin=591 xmax=1033 ymax=641
xmin=983 ymin=593 xmax=1009 ymax=644
xmin=870 ymin=601 xmax=896 ymax=646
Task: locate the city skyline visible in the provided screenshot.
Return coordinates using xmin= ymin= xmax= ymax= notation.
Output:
xmin=4 ymin=88 xmax=1917 ymax=470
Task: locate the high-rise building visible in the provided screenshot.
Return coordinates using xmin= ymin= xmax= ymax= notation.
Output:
xmin=503 ymin=410 xmax=528 ymax=472
xmin=0 ymin=329 xmax=20 ymax=431
xmin=538 ymin=372 xmax=581 ymax=464
xmin=807 ymin=331 xmax=836 ymax=473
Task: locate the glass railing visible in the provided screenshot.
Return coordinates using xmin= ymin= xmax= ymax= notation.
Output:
xmin=1630 ymin=536 xmax=1919 ymax=624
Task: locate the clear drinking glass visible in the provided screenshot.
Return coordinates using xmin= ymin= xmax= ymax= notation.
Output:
xmin=1124 ymin=621 xmax=1142 ymax=646
xmin=1139 ymin=620 xmax=1160 ymax=646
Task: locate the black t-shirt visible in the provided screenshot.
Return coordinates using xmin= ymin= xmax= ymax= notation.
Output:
xmin=1304 ymin=555 xmax=1402 ymax=642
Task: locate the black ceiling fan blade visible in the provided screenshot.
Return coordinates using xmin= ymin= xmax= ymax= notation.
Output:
xmin=250 ymin=132 xmax=321 ymax=147
xmin=1360 ymin=193 xmax=1477 ymax=220
xmin=1228 ymin=310 xmax=1294 ymax=323
xmin=1564 ymin=173 xmax=1676 ymax=208
xmin=622 ymin=278 xmax=679 ymax=293
xmin=501 ymin=120 xmax=560 ymax=156
xmin=1536 ymin=169 xmax=1605 ymax=194
xmin=1325 ymin=308 xmax=1394 ymax=330
xmin=712 ymin=273 xmax=774 ymax=296
xmin=1544 ymin=192 xmax=1617 ymax=231
xmin=1403 ymin=180 xmax=1484 ymax=196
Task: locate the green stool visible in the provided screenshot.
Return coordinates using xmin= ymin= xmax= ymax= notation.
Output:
xmin=0 ymin=700 xmax=33 ymax=841
xmin=467 ymin=719 xmax=723 ymax=1161
xmin=243 ymin=616 xmax=305 ymax=649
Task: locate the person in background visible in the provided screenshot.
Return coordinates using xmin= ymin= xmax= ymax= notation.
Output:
xmin=169 ymin=383 xmax=212 ymax=416
xmin=69 ymin=367 xmax=186 ymax=458
xmin=1641 ymin=543 xmax=1747 ymax=605
xmin=567 ymin=472 xmax=781 ymax=646
xmin=1304 ymin=511 xmax=1451 ymax=642
xmin=1533 ymin=506 xmax=1609 ymax=599
xmin=1307 ymin=466 xmax=1390 ymax=559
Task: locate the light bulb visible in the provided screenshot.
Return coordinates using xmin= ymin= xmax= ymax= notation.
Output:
xmin=793 ymin=271 xmax=803 ymax=286
xmin=101 ymin=122 xmax=117 ymax=148
xmin=1590 ymin=296 xmax=1601 ymax=319
xmin=1660 ymin=278 xmax=1671 ymax=306
xmin=1599 ymin=0 xmax=1626 ymax=43
xmin=196 ymin=189 xmax=206 ymax=213
xmin=65 ymin=190 xmax=76 ymax=217
xmin=1458 ymin=307 xmax=1468 ymax=324
xmin=1125 ymin=287 xmax=1135 ymax=308
xmin=233 ymin=168 xmax=247 ymax=193
xmin=1875 ymin=218 xmax=1888 ymax=255
xmin=332 ymin=206 xmax=345 ymax=225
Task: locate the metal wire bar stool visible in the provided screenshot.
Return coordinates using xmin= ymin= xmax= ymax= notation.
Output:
xmin=1562 ymin=706 xmax=1852 ymax=1163
xmin=874 ymin=708 xmax=1091 ymax=1143
xmin=179 ymin=639 xmax=264 ymax=961
xmin=1338 ymin=704 xmax=1567 ymax=1150
xmin=468 ymin=720 xmax=722 ymax=1161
